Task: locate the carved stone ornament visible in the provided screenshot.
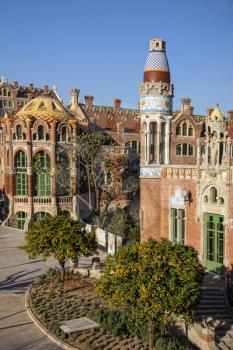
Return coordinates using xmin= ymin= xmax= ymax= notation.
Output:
xmin=170 ymin=186 xmax=185 ymax=207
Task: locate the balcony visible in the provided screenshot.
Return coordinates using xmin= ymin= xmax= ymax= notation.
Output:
xmin=14 ymin=196 xmax=28 ymax=203
xmin=58 ymin=196 xmax=73 ymax=204
xmin=33 ymin=197 xmax=51 ymax=204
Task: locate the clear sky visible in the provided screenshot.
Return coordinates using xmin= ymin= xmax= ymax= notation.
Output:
xmin=1 ymin=0 xmax=233 ymax=114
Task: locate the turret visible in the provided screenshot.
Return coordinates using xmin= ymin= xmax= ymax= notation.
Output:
xmin=140 ymin=38 xmax=173 ymax=165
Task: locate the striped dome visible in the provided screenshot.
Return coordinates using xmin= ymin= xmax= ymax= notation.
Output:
xmin=144 ymin=51 xmax=169 ymax=72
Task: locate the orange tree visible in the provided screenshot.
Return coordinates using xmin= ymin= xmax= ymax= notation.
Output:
xmin=25 ymin=215 xmax=97 ymax=282
xmin=96 ymin=239 xmax=205 ymax=350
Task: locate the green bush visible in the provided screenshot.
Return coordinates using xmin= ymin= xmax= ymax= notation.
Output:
xmin=89 ymin=308 xmax=196 ymax=349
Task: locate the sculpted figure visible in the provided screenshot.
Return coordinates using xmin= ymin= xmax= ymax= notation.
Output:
xmin=210 ymin=132 xmax=218 ymax=166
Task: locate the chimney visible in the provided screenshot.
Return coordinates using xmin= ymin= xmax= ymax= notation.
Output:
xmin=180 ymin=98 xmax=192 ymax=114
xmin=44 ymin=85 xmax=49 ymax=92
xmin=116 ymin=122 xmax=124 ymax=134
xmin=13 ymin=81 xmax=19 ymax=88
xmin=84 ymin=95 xmax=94 ymax=106
xmin=207 ymin=108 xmax=214 ymax=116
xmin=70 ymin=88 xmax=80 ymax=111
xmin=227 ymin=110 xmax=233 ymax=119
xmin=28 ymin=83 xmax=34 ymax=89
xmin=114 ymin=98 xmax=121 ymax=108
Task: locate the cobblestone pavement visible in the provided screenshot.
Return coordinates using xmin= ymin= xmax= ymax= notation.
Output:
xmin=0 ymin=226 xmax=106 ymax=350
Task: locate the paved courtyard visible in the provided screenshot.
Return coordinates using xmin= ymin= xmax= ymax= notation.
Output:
xmin=0 ymin=226 xmax=106 ymax=350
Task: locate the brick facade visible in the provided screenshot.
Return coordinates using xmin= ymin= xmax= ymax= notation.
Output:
xmin=140 ymin=38 xmax=233 ymax=273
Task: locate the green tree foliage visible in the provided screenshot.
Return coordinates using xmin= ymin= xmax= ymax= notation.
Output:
xmin=101 ymin=208 xmax=140 ymax=243
xmin=25 ymin=215 xmax=97 ymax=282
xmin=96 ymin=239 xmax=205 ymax=350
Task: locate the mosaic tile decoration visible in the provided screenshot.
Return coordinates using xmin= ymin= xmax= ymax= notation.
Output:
xmin=144 ymin=51 xmax=169 ymax=72
xmin=140 ymin=167 xmax=161 ymax=177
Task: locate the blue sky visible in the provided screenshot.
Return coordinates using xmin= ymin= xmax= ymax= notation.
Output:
xmin=1 ymin=0 xmax=233 ymax=114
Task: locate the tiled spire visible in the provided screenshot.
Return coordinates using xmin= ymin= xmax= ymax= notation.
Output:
xmin=143 ymin=38 xmax=170 ymax=83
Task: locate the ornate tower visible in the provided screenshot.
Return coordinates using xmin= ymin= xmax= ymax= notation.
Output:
xmin=140 ymin=38 xmax=173 ymax=166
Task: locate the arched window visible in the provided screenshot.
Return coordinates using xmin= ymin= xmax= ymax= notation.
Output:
xmin=38 ymin=125 xmax=45 ymax=140
xmin=176 ymin=144 xmax=194 ymax=156
xmin=16 ymin=125 xmax=23 ymax=140
xmin=33 ymin=151 xmax=51 ymax=196
xmin=61 ymin=126 xmax=67 ymax=141
xmin=188 ymin=126 xmax=193 ymax=136
xmin=14 ymin=151 xmax=27 ymax=195
xmin=176 ymin=120 xmax=194 ymax=137
xmin=210 ymin=187 xmax=218 ymax=203
xmin=219 ymin=197 xmax=224 ymax=205
xmin=16 ymin=211 xmax=27 ymax=229
xmin=182 ymin=122 xmax=187 ymax=136
xmin=176 ymin=125 xmax=181 ymax=136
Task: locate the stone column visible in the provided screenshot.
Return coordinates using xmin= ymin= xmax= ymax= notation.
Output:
xmin=26 ymin=119 xmax=33 ymax=198
xmin=156 ymin=120 xmax=161 ymax=164
xmin=165 ymin=119 xmax=170 ymax=165
xmin=196 ymin=138 xmax=201 ymax=166
xmin=146 ymin=122 xmax=150 ymax=164
xmin=50 ymin=120 xmax=57 ymax=215
xmin=69 ymin=120 xmax=78 ymax=196
xmin=140 ymin=122 xmax=146 ymax=165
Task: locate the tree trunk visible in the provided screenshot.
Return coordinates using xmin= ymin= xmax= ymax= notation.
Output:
xmin=59 ymin=261 xmax=66 ymax=283
xmin=148 ymin=319 xmax=154 ymax=350
xmin=88 ymin=179 xmax=92 ymax=209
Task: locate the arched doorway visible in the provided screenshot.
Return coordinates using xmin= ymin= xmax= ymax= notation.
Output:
xmin=16 ymin=211 xmax=27 ymax=229
xmin=204 ymin=213 xmax=224 ymax=274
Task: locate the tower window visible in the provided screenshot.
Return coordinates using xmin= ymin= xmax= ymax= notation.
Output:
xmin=38 ymin=125 xmax=45 ymax=140
xmin=16 ymin=125 xmax=23 ymax=139
xmin=182 ymin=123 xmax=187 ymax=136
xmin=210 ymin=187 xmax=218 ymax=204
xmin=61 ymin=126 xmax=67 ymax=141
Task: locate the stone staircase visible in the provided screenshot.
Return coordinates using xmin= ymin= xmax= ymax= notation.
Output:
xmin=197 ymin=288 xmax=233 ymax=349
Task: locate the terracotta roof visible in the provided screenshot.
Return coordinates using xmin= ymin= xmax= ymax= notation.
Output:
xmin=79 ymin=104 xmax=140 ymax=133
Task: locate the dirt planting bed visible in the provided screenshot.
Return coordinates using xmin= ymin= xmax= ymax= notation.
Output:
xmin=29 ymin=273 xmax=149 ymax=350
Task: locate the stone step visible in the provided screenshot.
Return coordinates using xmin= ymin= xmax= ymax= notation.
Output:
xmin=202 ymin=292 xmax=225 ymax=297
xmin=198 ymin=305 xmax=228 ymax=311
xmin=201 ymin=296 xmax=225 ymax=301
xmin=199 ymin=300 xmax=226 ymax=306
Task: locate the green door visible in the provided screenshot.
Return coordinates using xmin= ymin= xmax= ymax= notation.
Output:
xmin=204 ymin=213 xmax=224 ymax=274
